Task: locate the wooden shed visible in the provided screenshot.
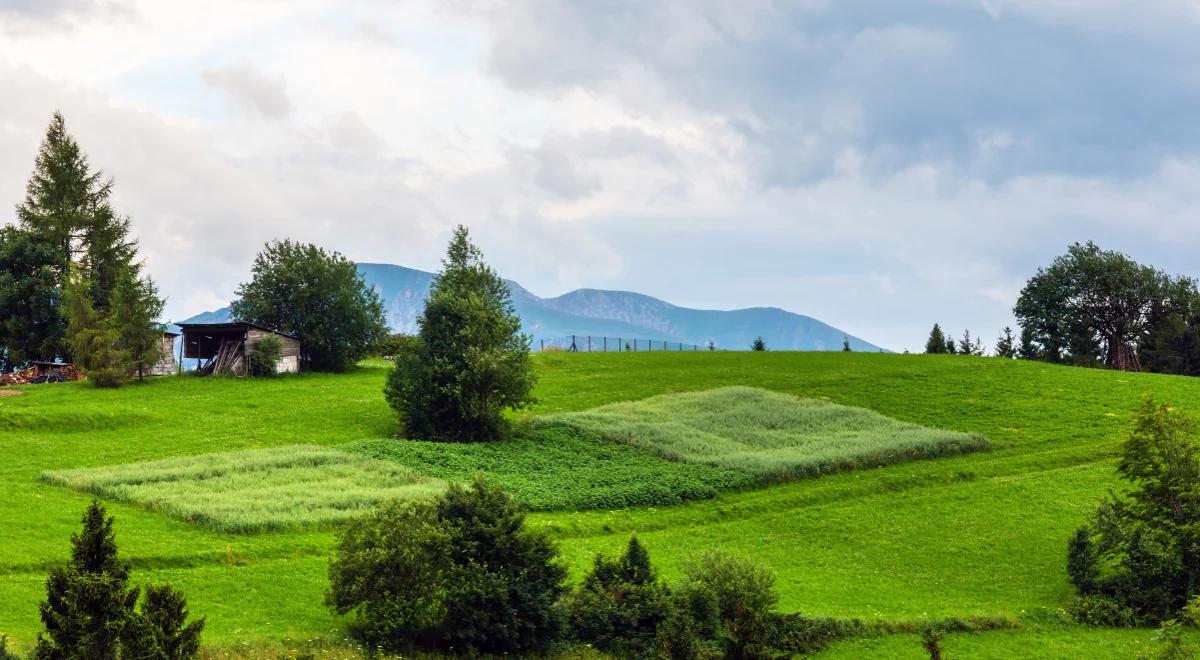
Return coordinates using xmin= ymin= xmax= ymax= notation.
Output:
xmin=177 ymin=322 xmax=301 ymax=375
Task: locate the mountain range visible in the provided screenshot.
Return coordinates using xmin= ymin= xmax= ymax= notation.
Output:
xmin=178 ymin=263 xmax=885 ymax=352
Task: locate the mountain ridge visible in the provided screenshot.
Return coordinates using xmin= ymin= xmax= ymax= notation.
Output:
xmin=178 ymin=263 xmax=885 ymax=352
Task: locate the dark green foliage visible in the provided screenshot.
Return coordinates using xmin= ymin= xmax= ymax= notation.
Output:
xmin=944 ymin=332 xmax=957 ymax=354
xmin=1018 ymin=325 xmax=1040 ymax=360
xmin=108 ymin=269 xmax=165 ymax=381
xmin=925 ymin=324 xmax=947 ymax=354
xmin=994 ymin=326 xmax=1017 ymax=358
xmin=565 ymin=537 xmax=672 ymax=656
xmin=0 ymin=635 xmax=19 ymax=660
xmin=0 ymin=226 xmax=63 ymax=369
xmin=64 ymin=275 xmax=129 ymax=388
xmin=680 ymin=551 xmax=778 ymax=660
xmin=122 ymin=585 xmax=205 ymax=660
xmin=842 ymin=336 xmax=851 ymax=352
xmin=33 ymin=500 xmax=202 ymax=660
xmin=348 ymin=424 xmax=754 ymax=511
xmin=247 ymin=336 xmax=282 ymax=377
xmin=1070 ymin=398 xmax=1200 ymax=624
xmin=921 ymin=626 xmax=944 ymax=660
xmin=327 ymin=478 xmax=566 ymax=655
xmin=231 ymin=240 xmax=387 ymax=372
xmin=750 ymin=337 xmax=766 ymax=351
xmin=373 ymin=333 xmax=416 ymax=358
xmin=1069 ymin=594 xmax=1135 ymax=627
xmin=1015 ymin=241 xmax=1169 ymax=370
xmin=384 ymin=226 xmax=535 ymax=441
xmin=769 ymin=614 xmax=869 ymax=655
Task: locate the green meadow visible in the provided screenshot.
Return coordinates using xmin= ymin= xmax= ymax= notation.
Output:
xmin=0 ymin=351 xmax=1194 ymax=656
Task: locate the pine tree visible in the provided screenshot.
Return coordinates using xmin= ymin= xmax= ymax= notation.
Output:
xmin=108 ymin=268 xmax=165 ymax=380
xmin=385 ymin=226 xmax=535 ymax=441
xmin=944 ymin=332 xmax=957 ymax=355
xmin=995 ymin=326 xmax=1017 ymax=358
xmin=958 ymin=329 xmax=974 ymax=355
xmin=842 ymin=336 xmax=852 ymax=352
xmin=751 ymin=337 xmax=767 ymax=351
xmin=34 ymin=500 xmax=139 ymax=659
xmin=924 ymin=324 xmax=947 ymax=354
xmin=1018 ymin=326 xmax=1040 ymax=360
xmin=64 ymin=275 xmax=130 ymax=388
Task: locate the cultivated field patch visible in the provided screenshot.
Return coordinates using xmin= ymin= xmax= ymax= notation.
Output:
xmin=41 ymin=445 xmax=445 ymax=533
xmin=348 ymin=424 xmax=754 ymax=511
xmin=540 ymin=386 xmax=989 ymax=481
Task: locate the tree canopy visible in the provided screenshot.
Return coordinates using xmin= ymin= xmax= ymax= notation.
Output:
xmin=230 ymin=239 xmax=387 ymax=372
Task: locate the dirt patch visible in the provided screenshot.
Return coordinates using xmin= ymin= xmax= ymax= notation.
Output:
xmin=0 ymin=389 xmax=23 ymax=397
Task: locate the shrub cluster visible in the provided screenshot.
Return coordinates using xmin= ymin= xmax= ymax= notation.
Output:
xmin=1067 ymin=397 xmax=1200 ymax=625
xmin=246 ymin=335 xmax=282 ymax=377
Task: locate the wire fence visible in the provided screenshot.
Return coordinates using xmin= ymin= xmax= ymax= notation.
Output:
xmin=535 ymin=335 xmax=719 ymax=352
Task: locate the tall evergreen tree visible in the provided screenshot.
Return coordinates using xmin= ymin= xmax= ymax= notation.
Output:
xmin=108 ymin=269 xmax=165 ymax=381
xmin=750 ymin=336 xmax=767 ymax=351
xmin=385 ymin=226 xmax=535 ymax=441
xmin=1018 ymin=325 xmax=1040 ymax=360
xmin=924 ymin=324 xmax=947 ymax=354
xmin=64 ymin=275 xmax=130 ymax=388
xmin=994 ymin=326 xmax=1017 ymax=358
xmin=944 ymin=332 xmax=957 ymax=355
xmin=958 ymin=329 xmax=974 ymax=355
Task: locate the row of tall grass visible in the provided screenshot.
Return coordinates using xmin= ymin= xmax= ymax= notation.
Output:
xmin=539 ymin=386 xmax=990 ymax=482
xmin=41 ymin=445 xmax=445 ymax=533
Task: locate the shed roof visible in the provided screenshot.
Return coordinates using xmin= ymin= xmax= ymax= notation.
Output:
xmin=176 ymin=321 xmax=298 ymax=340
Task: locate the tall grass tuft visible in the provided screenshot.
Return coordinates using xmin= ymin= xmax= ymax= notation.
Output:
xmin=41 ymin=445 xmax=445 ymax=533
xmin=539 ymin=386 xmax=989 ymax=482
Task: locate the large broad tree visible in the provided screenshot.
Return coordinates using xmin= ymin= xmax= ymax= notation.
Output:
xmin=1014 ymin=242 xmax=1167 ymax=371
xmin=0 ymin=226 xmax=63 ymax=370
xmin=231 ymin=239 xmax=387 ymax=372
xmin=385 ymin=225 xmax=535 ymax=441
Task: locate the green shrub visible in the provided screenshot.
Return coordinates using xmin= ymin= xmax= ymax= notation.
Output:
xmin=1070 ymin=397 xmax=1200 ymax=624
xmin=0 ymin=635 xmax=20 ymax=660
xmin=327 ymin=478 xmax=566 ymax=655
xmin=680 ymin=551 xmax=778 ymax=660
xmin=384 ymin=226 xmax=535 ymax=442
xmin=374 ymin=333 xmax=416 ymax=358
xmin=770 ymin=614 xmax=869 ymax=655
xmin=565 ymin=537 xmax=672 ymax=657
xmin=247 ymin=335 xmax=282 ymax=376
xmin=1069 ymin=595 xmax=1136 ymax=627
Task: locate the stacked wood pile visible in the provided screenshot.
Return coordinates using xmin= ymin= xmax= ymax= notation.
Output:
xmin=0 ymin=364 xmax=81 ymax=385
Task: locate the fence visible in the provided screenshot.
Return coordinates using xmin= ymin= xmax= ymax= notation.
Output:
xmin=535 ymin=335 xmax=717 ymax=352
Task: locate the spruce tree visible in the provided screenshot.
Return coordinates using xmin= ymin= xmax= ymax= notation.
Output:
xmin=842 ymin=336 xmax=852 ymax=352
xmin=944 ymin=332 xmax=957 ymax=355
xmin=385 ymin=226 xmax=535 ymax=441
xmin=35 ymin=500 xmax=139 ymax=659
xmin=1018 ymin=326 xmax=1040 ymax=360
xmin=64 ymin=275 xmax=130 ymax=388
xmin=924 ymin=324 xmax=946 ymax=354
xmin=108 ymin=269 xmax=165 ymax=380
xmin=995 ymin=326 xmax=1017 ymax=358
xmin=958 ymin=329 xmax=973 ymax=355
xmin=751 ymin=337 xmax=767 ymax=351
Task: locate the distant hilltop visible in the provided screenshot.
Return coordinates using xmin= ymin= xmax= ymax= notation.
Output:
xmin=178 ymin=262 xmax=885 ymax=352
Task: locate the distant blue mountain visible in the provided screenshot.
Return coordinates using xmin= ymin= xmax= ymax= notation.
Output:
xmin=178 ymin=263 xmax=885 ymax=352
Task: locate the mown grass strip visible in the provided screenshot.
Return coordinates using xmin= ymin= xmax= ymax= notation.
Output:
xmin=41 ymin=445 xmax=445 ymax=533
xmin=539 ymin=386 xmax=990 ymax=482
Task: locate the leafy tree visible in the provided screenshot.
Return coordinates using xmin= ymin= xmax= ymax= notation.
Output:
xmin=327 ymin=478 xmax=566 ymax=655
xmin=384 ymin=226 xmax=535 ymax=441
xmin=231 ymin=240 xmax=387 ymax=372
xmin=681 ymin=551 xmax=777 ymax=660
xmin=924 ymin=324 xmax=947 ymax=354
xmin=566 ymin=536 xmax=672 ymax=656
xmin=1069 ymin=398 xmax=1200 ymax=624
xmin=0 ymin=226 xmax=63 ymax=369
xmin=750 ymin=337 xmax=767 ymax=352
xmin=1142 ymin=278 xmax=1200 ymax=376
xmin=994 ymin=327 xmax=1017 ymax=358
xmin=34 ymin=500 xmax=202 ymax=659
xmin=1016 ymin=242 xmax=1167 ymax=371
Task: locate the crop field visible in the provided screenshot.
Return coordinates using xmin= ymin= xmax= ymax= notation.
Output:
xmin=542 ymin=386 xmax=989 ymax=480
xmin=3 ymin=351 xmax=1199 ymax=656
xmin=41 ymin=445 xmax=445 ymax=533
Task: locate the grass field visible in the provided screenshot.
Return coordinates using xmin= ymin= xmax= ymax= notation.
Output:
xmin=1 ymin=352 xmax=1194 ymax=656
xmin=542 ymin=386 xmax=989 ymax=480
xmin=41 ymin=445 xmax=445 ymax=533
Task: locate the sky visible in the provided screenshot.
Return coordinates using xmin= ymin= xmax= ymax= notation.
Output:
xmin=2 ymin=0 xmax=1200 ymax=352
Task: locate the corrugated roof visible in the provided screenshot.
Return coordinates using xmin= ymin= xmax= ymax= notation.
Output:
xmin=175 ymin=321 xmax=299 ymax=340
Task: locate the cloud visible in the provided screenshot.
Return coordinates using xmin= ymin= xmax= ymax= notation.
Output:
xmin=0 ymin=0 xmax=129 ymax=27
xmin=201 ymin=62 xmax=294 ymax=120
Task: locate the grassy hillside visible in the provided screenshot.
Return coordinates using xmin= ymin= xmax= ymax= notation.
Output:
xmin=0 ymin=352 xmax=1193 ymax=656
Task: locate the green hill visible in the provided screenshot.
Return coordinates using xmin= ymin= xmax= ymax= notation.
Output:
xmin=0 ymin=352 xmax=1191 ymax=656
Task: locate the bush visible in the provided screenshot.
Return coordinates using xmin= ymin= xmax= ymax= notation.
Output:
xmin=373 ymin=333 xmax=415 ymax=358
xmin=327 ymin=478 xmax=566 ymax=655
xmin=565 ymin=537 xmax=672 ymax=657
xmin=0 ymin=635 xmax=19 ymax=660
xmin=384 ymin=226 xmax=536 ymax=442
xmin=247 ymin=335 xmax=282 ymax=376
xmin=1069 ymin=397 xmax=1200 ymax=624
xmin=680 ymin=551 xmax=778 ymax=660
xmin=1069 ymin=595 xmax=1136 ymax=627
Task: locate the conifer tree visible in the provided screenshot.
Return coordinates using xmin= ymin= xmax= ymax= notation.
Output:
xmin=385 ymin=226 xmax=535 ymax=441
xmin=751 ymin=337 xmax=767 ymax=351
xmin=108 ymin=269 xmax=165 ymax=380
xmin=924 ymin=324 xmax=947 ymax=354
xmin=64 ymin=275 xmax=130 ymax=388
xmin=995 ymin=326 xmax=1017 ymax=358
xmin=1018 ymin=326 xmax=1040 ymax=360
xmin=958 ymin=329 xmax=974 ymax=355
xmin=842 ymin=335 xmax=852 ymax=352
xmin=0 ymin=226 xmax=62 ymax=368
xmin=944 ymin=332 xmax=957 ymax=355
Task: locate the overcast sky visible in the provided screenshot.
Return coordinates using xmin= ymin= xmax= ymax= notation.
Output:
xmin=2 ymin=1 xmax=1199 ymax=351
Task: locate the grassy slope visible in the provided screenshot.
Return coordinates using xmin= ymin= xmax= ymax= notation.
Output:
xmin=0 ymin=353 xmax=1189 ymax=655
